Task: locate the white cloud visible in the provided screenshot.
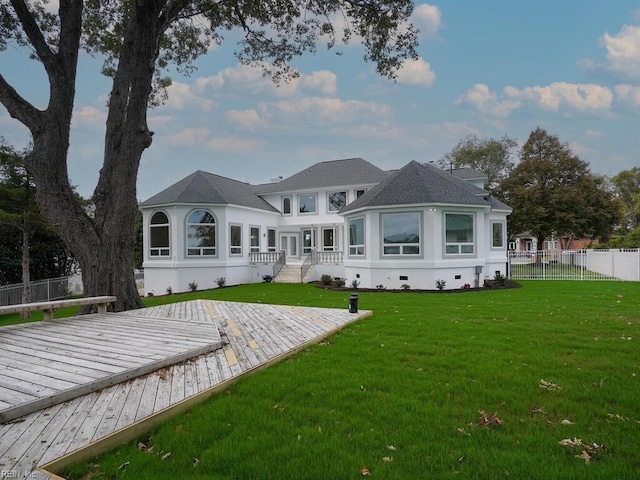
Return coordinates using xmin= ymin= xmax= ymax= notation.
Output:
xmin=195 ymin=64 xmax=337 ymax=97
xmin=615 ymin=84 xmax=640 ymax=107
xmin=454 ymin=84 xmax=520 ymax=118
xmin=163 ymin=82 xmax=216 ymax=111
xmin=206 ymin=136 xmax=263 ymax=154
xmin=168 ymin=127 xmax=212 ymax=146
xmin=568 ymin=141 xmax=596 ymax=157
xmin=225 ymin=109 xmax=263 ymax=131
xmin=586 ymin=129 xmax=602 ymax=138
xmin=582 ymin=24 xmax=640 ymax=82
xmin=270 ymin=97 xmax=389 ymax=124
xmin=504 ymin=82 xmax=613 ymax=113
xmin=72 ymin=106 xmax=106 ymax=130
xmin=395 ymin=58 xmax=436 ymax=87
xmin=413 ymin=4 xmax=442 ymax=38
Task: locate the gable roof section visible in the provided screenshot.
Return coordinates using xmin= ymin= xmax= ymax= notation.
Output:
xmin=340 ymin=161 xmax=510 ymax=214
xmin=253 ymin=157 xmax=390 ymax=194
xmin=140 ymin=170 xmax=279 ymax=212
xmin=450 ymin=167 xmax=488 ymax=183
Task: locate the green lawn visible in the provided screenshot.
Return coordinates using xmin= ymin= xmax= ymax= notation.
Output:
xmin=19 ymin=281 xmax=640 ymax=479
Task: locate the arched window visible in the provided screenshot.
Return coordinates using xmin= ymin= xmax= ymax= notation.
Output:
xmin=150 ymin=211 xmax=170 ymax=257
xmin=187 ymin=210 xmax=216 ymax=256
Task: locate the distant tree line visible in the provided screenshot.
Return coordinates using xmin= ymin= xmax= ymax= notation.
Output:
xmin=437 ymin=127 xmax=639 ymax=249
xmin=0 ymin=141 xmax=76 ymax=286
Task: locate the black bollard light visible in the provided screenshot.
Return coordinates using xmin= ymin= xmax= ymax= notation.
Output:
xmin=349 ymin=294 xmax=359 ymax=313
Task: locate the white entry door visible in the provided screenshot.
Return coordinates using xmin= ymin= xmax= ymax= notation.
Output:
xmin=281 ymin=234 xmax=298 ymax=259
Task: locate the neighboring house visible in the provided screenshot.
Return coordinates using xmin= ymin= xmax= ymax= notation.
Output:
xmin=140 ymin=158 xmax=512 ymax=293
xmin=510 ymin=233 xmax=600 ymax=252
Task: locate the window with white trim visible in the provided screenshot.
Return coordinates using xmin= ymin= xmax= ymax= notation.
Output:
xmin=328 ymin=191 xmax=347 ymax=212
xmin=348 ymin=217 xmax=365 ymax=256
xmin=150 ymin=211 xmax=170 ymax=257
xmin=491 ymin=222 xmax=505 ymax=249
xmin=282 ymin=195 xmax=292 ymax=215
xmin=267 ymin=228 xmax=277 ymax=252
xmin=250 ymin=226 xmax=260 ymax=253
xmin=445 ymin=213 xmax=474 ymax=255
xmin=382 ymin=212 xmax=420 ymax=255
xmin=186 ymin=210 xmax=216 ymax=256
xmin=298 ymin=193 xmax=317 ymax=214
xmin=230 ymin=224 xmax=242 ymax=255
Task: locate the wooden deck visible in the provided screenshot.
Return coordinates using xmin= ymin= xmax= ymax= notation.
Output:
xmin=0 ymin=299 xmax=371 ymax=478
xmin=0 ymin=312 xmax=222 ymax=424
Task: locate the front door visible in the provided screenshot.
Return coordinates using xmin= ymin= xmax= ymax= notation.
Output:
xmin=281 ymin=234 xmax=298 ymax=259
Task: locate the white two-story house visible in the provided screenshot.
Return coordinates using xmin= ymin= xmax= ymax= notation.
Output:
xmin=140 ymin=157 xmax=511 ymax=294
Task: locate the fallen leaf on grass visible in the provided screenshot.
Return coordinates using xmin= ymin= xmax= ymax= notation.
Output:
xmin=137 ymin=442 xmax=147 ymax=451
xmin=575 ymin=451 xmax=591 ymax=464
xmin=193 ymin=457 xmax=200 ymax=467
xmin=457 ymin=427 xmax=471 ymax=436
xmin=361 ymin=466 xmax=371 ymax=476
xmin=161 ymin=452 xmax=172 ymax=461
xmin=476 ymin=410 xmax=503 ymax=427
xmin=539 ymin=379 xmax=561 ymax=390
xmin=117 ymin=462 xmax=129 ymax=470
xmin=561 ymin=419 xmax=574 ymax=425
xmin=382 ymin=456 xmax=393 ymax=462
xmin=387 ymin=445 xmax=397 ymax=451
xmin=607 ymin=413 xmax=629 ymax=422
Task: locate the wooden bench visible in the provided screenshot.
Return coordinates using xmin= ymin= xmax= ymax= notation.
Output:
xmin=0 ymin=296 xmax=117 ymax=321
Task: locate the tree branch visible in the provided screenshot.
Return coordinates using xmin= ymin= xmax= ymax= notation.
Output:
xmin=0 ymin=73 xmax=41 ymax=129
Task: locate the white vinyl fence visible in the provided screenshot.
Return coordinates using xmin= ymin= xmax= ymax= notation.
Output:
xmin=508 ymin=249 xmax=640 ymax=281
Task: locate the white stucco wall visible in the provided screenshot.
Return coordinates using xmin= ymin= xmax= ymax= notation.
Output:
xmin=141 ymin=203 xmax=280 ymax=294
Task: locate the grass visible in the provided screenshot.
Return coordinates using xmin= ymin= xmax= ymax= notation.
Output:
xmin=6 ymin=281 xmax=639 ymax=479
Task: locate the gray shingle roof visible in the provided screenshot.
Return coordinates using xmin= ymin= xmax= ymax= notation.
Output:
xmin=253 ymin=157 xmax=390 ymax=194
xmin=450 ymin=167 xmax=488 ymax=182
xmin=140 ymin=171 xmax=279 ymax=212
xmin=340 ymin=161 xmax=511 ymax=214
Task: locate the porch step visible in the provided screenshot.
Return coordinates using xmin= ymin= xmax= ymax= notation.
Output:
xmin=275 ymin=264 xmax=313 ymax=283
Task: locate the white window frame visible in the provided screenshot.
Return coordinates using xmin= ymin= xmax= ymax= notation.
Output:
xmin=445 ymin=213 xmax=475 ymax=256
xmin=298 ymin=193 xmax=317 ymax=214
xmin=327 ymin=191 xmax=347 ymax=213
xmin=348 ymin=217 xmax=365 ymax=256
xmin=149 ymin=211 xmax=170 ymax=257
xmin=186 ymin=209 xmax=216 ymax=257
xmin=381 ymin=212 xmax=421 ymax=256
xmin=282 ymin=195 xmax=292 ymax=215
xmin=250 ymin=226 xmax=260 ymax=253
xmin=267 ymin=228 xmax=277 ymax=252
xmin=230 ymin=224 xmax=242 ymax=256
xmin=491 ymin=221 xmax=505 ymax=249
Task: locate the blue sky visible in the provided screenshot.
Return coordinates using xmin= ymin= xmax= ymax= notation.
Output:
xmin=1 ymin=1 xmax=639 ymax=200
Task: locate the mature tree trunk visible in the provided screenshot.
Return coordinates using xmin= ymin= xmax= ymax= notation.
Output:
xmin=20 ymin=225 xmax=31 ymax=320
xmin=2 ymin=0 xmax=147 ymax=312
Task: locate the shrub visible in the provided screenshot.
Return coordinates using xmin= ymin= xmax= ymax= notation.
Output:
xmin=435 ymin=279 xmax=446 ymax=291
xmin=401 ymin=284 xmax=411 ymax=290
xmin=320 ymin=274 xmax=333 ymax=286
xmin=262 ymin=274 xmax=273 ymax=283
xmin=333 ymin=277 xmax=346 ymax=288
xmin=188 ymin=280 xmax=198 ymax=292
xmin=166 ymin=286 xmax=172 ymax=295
xmin=462 ymin=283 xmax=471 ymax=289
xmin=376 ymin=284 xmax=386 ymax=290
xmin=350 ymin=279 xmax=360 ymax=289
xmin=216 ymin=277 xmax=226 ymax=288
xmin=494 ymin=272 xmax=506 ymax=285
